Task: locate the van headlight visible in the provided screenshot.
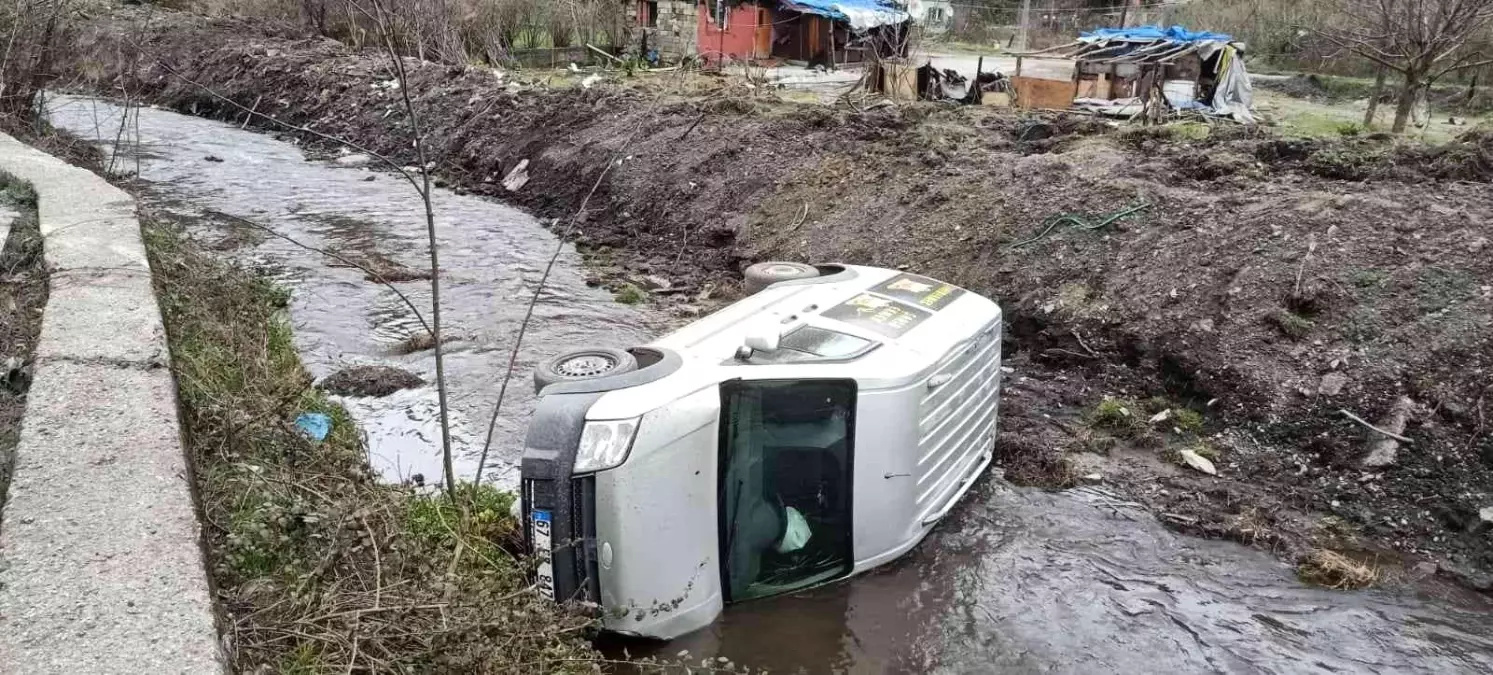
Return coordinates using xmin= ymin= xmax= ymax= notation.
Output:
xmin=574 ymin=418 xmax=640 ymax=474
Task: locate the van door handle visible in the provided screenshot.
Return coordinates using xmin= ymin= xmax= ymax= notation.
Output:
xmin=927 ymin=374 xmax=953 ymax=389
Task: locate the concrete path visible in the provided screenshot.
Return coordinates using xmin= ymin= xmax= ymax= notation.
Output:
xmin=0 ymin=134 xmax=223 ymax=673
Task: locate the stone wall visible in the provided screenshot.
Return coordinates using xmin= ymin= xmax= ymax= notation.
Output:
xmin=629 ymin=0 xmax=700 ymax=60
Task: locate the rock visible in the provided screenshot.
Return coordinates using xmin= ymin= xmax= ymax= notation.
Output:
xmin=1470 ymin=237 xmax=1489 ymax=254
xmin=1318 ymin=372 xmax=1349 ymax=396
xmin=1082 ymin=473 xmax=1104 ymax=484
xmin=320 ymin=365 xmax=425 ymax=397
xmin=502 ymin=159 xmax=530 ymax=192
xmin=641 ymin=274 xmax=672 ymax=291
xmin=1474 ymin=507 xmax=1493 ymax=535
xmin=1179 ymin=449 xmax=1217 ymax=476
xmin=1362 ymin=396 xmax=1415 ymax=469
xmin=581 ymin=73 xmax=603 ymax=89
xmin=1149 ymin=409 xmax=1172 ymax=424
xmin=204 ymin=155 xmax=224 ymax=163
xmin=335 ymin=153 xmax=373 ymax=167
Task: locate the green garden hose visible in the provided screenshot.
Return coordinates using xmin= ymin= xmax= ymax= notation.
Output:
xmin=1008 ymin=202 xmax=1152 ymax=249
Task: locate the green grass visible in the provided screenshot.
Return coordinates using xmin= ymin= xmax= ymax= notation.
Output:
xmin=1265 ymin=309 xmax=1313 ymax=340
xmin=1351 ymin=268 xmax=1387 ymax=289
xmin=1172 ymin=408 xmax=1204 ymax=434
xmin=144 ymin=222 xmax=600 ymax=672
xmin=614 ymin=282 xmax=646 ymax=304
xmin=1089 ymin=397 xmax=1145 ymax=437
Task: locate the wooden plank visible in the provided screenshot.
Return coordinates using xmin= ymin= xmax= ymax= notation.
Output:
xmin=1013 ymin=76 xmax=1076 ymax=109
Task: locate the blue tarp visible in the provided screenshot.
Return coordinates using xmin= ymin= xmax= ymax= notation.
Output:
xmin=779 ymin=0 xmax=910 ymax=30
xmin=1080 ymin=25 xmax=1233 ymax=44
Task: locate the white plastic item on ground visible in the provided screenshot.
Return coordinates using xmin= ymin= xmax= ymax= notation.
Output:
xmin=1179 ymin=449 xmax=1218 ymax=476
xmin=1162 ymin=80 xmax=1196 ymax=108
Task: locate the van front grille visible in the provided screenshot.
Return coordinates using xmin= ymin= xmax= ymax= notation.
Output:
xmin=914 ymin=321 xmax=1001 ymax=516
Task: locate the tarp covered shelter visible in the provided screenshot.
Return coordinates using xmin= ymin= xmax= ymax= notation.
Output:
xmin=779 ymin=0 xmax=911 ymax=31
xmin=1017 ymin=24 xmax=1255 ymax=123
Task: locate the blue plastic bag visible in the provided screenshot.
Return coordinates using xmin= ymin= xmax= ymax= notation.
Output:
xmin=295 ymin=413 xmax=332 ymax=442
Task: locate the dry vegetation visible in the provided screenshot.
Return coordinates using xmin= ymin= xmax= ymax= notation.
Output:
xmin=1298 ymin=549 xmax=1381 ymax=589
xmin=144 ymin=220 xmax=604 ymax=672
xmin=0 ymin=179 xmax=45 ymax=523
xmin=181 ymin=0 xmax=630 ymax=63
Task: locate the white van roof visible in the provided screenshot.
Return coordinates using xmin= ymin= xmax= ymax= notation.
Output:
xmin=585 ymin=265 xmax=1002 ymax=420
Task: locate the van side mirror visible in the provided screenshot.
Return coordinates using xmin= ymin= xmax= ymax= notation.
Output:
xmin=744 ymin=327 xmax=780 ymax=353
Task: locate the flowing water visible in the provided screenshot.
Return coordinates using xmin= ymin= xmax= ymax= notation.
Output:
xmin=48 ymin=96 xmax=1493 ymax=674
xmin=47 ymin=95 xmax=652 ymax=486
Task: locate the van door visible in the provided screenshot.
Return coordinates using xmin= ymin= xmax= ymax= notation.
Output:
xmin=718 ymin=379 xmax=855 ymax=602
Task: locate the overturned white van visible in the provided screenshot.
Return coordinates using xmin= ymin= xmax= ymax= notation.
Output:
xmin=520 ymin=263 xmax=1003 ymax=639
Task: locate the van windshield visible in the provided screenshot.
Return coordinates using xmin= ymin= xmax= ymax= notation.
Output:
xmin=718 ymin=379 xmax=855 ymax=602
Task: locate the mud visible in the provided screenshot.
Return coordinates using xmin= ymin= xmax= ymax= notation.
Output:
xmin=66 ymin=8 xmax=1493 ymax=591
xmin=604 ymin=482 xmax=1493 ymax=673
xmin=319 ymin=365 xmax=424 ymax=397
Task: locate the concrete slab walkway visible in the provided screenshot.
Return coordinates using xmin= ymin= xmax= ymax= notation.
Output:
xmin=0 ymin=134 xmax=222 ymax=673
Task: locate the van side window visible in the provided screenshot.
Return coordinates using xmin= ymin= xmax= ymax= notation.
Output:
xmin=718 ymin=379 xmax=855 ymax=602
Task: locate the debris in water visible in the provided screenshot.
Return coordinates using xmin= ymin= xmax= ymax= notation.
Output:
xmin=320 ymin=365 xmax=425 ymax=397
xmin=1298 ymin=549 xmax=1378 ymax=589
xmin=334 ymin=153 xmax=372 ymax=167
xmin=204 ymin=155 xmax=223 ymax=163
xmin=295 ymin=412 xmax=331 ymax=441
xmin=581 ymin=73 xmax=603 ymax=89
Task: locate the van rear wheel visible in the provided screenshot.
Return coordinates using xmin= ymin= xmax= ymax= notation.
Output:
xmin=744 ymin=261 xmax=818 ymax=294
xmin=534 ymin=347 xmax=638 ymax=394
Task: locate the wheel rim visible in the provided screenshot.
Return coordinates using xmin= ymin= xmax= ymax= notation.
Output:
xmin=555 ymin=353 xmax=617 ymax=378
xmin=762 ymin=264 xmax=805 ymax=277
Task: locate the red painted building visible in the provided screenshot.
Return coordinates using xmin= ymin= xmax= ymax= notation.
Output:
xmin=697 ymin=1 xmax=775 ymax=64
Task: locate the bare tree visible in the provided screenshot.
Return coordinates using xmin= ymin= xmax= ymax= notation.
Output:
xmin=1314 ymin=0 xmax=1493 ymax=132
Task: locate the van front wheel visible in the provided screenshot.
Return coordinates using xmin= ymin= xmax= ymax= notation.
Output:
xmin=744 ymin=261 xmax=818 ymax=294
xmin=534 ymin=347 xmax=638 ymax=394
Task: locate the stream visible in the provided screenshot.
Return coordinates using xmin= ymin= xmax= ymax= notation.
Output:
xmin=47 ymin=94 xmax=651 ymax=486
xmin=47 ymin=96 xmax=1493 ymax=674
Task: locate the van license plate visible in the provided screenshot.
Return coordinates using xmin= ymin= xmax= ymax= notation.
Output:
xmin=532 ymin=509 xmax=555 ymax=600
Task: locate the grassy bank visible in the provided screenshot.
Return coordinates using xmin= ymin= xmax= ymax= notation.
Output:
xmin=0 ymin=178 xmax=44 ymax=522
xmin=143 ymin=221 xmax=599 ymax=672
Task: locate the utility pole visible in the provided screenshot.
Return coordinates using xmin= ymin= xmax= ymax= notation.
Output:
xmin=1119 ymin=0 xmax=1129 ymax=29
xmin=1017 ymin=0 xmax=1032 ymax=52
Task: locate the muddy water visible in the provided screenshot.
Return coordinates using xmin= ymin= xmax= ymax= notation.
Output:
xmin=47 ymin=97 xmax=1493 ymax=674
xmin=47 ymin=95 xmax=650 ymax=486
xmin=613 ymin=479 xmax=1493 ymax=673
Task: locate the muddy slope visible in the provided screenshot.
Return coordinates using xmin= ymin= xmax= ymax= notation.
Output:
xmin=68 ymin=12 xmax=1493 ymax=586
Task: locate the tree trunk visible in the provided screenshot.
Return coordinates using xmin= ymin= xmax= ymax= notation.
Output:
xmin=1364 ymin=66 xmax=1387 ymax=128
xmin=1467 ymin=70 xmax=1480 ymax=105
xmin=1391 ymin=72 xmax=1421 ymax=133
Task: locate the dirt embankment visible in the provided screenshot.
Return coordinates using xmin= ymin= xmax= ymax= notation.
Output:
xmin=0 ymin=180 xmax=46 ymax=518
xmin=68 ymin=12 xmax=1493 ymax=589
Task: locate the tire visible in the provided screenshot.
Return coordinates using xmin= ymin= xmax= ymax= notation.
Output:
xmin=534 ymin=347 xmax=639 ymax=394
xmin=743 ymin=261 xmax=819 ymax=294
